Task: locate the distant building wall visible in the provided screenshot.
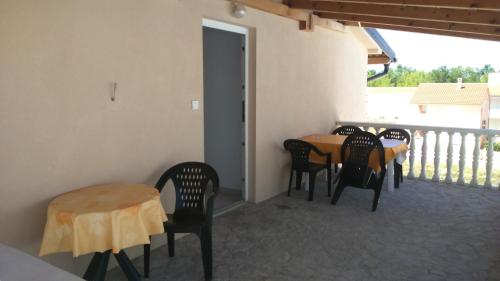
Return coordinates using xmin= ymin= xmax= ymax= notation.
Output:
xmin=365 ymin=87 xmax=483 ymax=129
xmin=365 ymin=87 xmax=417 ymax=123
xmin=417 ymin=104 xmax=482 ymax=128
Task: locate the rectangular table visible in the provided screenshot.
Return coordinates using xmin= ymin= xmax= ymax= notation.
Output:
xmin=300 ymin=134 xmax=408 ymax=192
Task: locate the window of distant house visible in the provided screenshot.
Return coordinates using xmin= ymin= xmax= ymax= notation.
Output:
xmin=418 ymin=104 xmax=426 ymax=114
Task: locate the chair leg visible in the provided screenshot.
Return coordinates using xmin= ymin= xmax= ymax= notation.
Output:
xmin=144 ymin=243 xmax=150 ymax=278
xmin=287 ymin=170 xmax=294 ymax=196
xmin=372 ymin=188 xmax=382 ymax=212
xmin=167 ymin=230 xmax=175 ymax=257
xmin=394 ymin=170 xmax=400 ymax=188
xmin=327 ymin=167 xmax=332 ymax=197
xmin=200 ymin=227 xmax=213 ymax=281
xmin=331 ymin=182 xmax=345 ymax=205
xmin=400 ymin=165 xmax=404 ymax=183
xmin=295 ymin=171 xmax=303 ymax=190
xmin=308 ymin=172 xmax=316 ymax=201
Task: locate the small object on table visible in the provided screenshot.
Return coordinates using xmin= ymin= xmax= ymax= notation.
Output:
xmin=0 ymin=243 xmax=84 ymax=281
xmin=39 ymin=183 xmax=167 ymax=281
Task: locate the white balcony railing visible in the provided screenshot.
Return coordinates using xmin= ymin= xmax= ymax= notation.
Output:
xmin=337 ymin=121 xmax=500 ymax=189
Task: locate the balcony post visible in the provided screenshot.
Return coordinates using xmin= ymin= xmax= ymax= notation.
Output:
xmin=407 ymin=129 xmax=416 ymax=179
xmin=470 ymin=134 xmax=481 ymax=187
xmin=485 ymin=135 xmax=494 ymax=188
xmin=419 ymin=131 xmax=428 ymax=180
xmin=432 ymin=131 xmax=441 ymax=182
xmin=457 ymin=132 xmax=467 ymax=185
xmin=445 ymin=132 xmax=454 ymax=184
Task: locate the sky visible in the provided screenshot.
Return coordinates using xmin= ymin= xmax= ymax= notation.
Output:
xmin=375 ymin=29 xmax=500 ymax=72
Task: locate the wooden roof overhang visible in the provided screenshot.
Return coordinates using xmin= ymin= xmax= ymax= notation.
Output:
xmin=236 ymin=0 xmax=499 ymax=65
xmin=286 ymin=0 xmax=500 ymax=42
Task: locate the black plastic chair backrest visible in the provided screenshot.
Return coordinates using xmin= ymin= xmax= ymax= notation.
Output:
xmin=155 ymin=162 xmax=219 ymax=215
xmin=283 ymin=139 xmax=317 ymax=171
xmin=341 ymin=131 xmax=386 ymax=175
xmin=332 ymin=125 xmax=362 ymax=136
xmin=377 ymin=128 xmax=411 ymax=145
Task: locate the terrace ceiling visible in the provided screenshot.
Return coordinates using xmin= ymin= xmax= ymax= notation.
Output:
xmin=286 ymin=0 xmax=500 ymax=42
xmin=237 ymin=0 xmax=500 ymax=65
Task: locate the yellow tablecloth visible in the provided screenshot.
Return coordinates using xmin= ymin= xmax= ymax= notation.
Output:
xmin=300 ymin=134 xmax=408 ymax=171
xmin=39 ymin=183 xmax=167 ymax=257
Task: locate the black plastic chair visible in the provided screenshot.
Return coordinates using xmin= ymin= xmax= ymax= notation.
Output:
xmin=284 ymin=139 xmax=332 ymax=201
xmin=331 ymin=132 xmax=386 ymax=212
xmin=377 ymin=128 xmax=410 ymax=188
xmin=331 ymin=125 xmax=362 ymax=136
xmin=144 ymin=162 xmax=219 ymax=280
xmin=331 ymin=125 xmax=363 ymax=173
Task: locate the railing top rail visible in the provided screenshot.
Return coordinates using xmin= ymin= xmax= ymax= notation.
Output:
xmin=337 ymin=121 xmax=500 ymax=136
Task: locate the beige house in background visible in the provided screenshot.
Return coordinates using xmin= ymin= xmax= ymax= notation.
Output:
xmin=411 ymin=82 xmax=490 ymax=129
xmin=488 ymin=73 xmax=500 ymax=129
xmin=365 ymin=74 xmax=500 ymax=130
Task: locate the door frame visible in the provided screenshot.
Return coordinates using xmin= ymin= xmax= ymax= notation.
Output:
xmin=202 ymin=18 xmax=249 ymax=201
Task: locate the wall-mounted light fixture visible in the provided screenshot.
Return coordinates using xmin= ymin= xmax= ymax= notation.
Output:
xmin=232 ymin=2 xmax=246 ymax=18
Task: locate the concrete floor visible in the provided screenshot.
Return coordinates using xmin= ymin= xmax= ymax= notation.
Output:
xmin=214 ymin=187 xmax=243 ymax=211
xmin=108 ymin=180 xmax=500 ymax=281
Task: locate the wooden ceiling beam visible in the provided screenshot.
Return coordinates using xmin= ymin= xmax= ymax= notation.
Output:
xmin=318 ymin=12 xmax=500 ymax=36
xmin=289 ymin=0 xmax=500 ymax=26
xmin=368 ymin=55 xmax=392 ymax=64
xmin=236 ymin=0 xmax=346 ymax=32
xmin=316 ymin=0 xmax=500 ymax=11
xmin=344 ymin=21 xmax=500 ymax=41
xmin=238 ymin=0 xmax=308 ymax=21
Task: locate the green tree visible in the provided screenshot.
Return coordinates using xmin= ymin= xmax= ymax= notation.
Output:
xmin=368 ymin=64 xmax=496 ymax=87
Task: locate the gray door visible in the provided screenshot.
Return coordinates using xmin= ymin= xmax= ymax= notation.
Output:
xmin=203 ymin=27 xmax=245 ymax=192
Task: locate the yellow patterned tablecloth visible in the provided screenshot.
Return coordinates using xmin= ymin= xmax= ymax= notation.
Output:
xmin=39 ymin=183 xmax=167 ymax=257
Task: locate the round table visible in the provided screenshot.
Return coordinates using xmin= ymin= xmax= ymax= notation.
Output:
xmin=40 ymin=183 xmax=167 ymax=281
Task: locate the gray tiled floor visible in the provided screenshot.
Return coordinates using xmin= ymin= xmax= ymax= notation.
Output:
xmin=108 ymin=180 xmax=500 ymax=281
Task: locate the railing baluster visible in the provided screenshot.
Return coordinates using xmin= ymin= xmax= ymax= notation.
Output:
xmin=457 ymin=132 xmax=467 ymax=185
xmin=470 ymin=134 xmax=481 ymax=186
xmin=445 ymin=132 xmax=454 ymax=184
xmin=336 ymin=121 xmax=500 ymax=189
xmin=419 ymin=131 xmax=428 ymax=180
xmin=407 ymin=129 xmax=416 ymax=179
xmin=432 ymin=131 xmax=441 ymax=182
xmin=485 ymin=135 xmax=494 ymax=188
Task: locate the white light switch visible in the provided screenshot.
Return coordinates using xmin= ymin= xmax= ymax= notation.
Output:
xmin=191 ymin=100 xmax=200 ymax=110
